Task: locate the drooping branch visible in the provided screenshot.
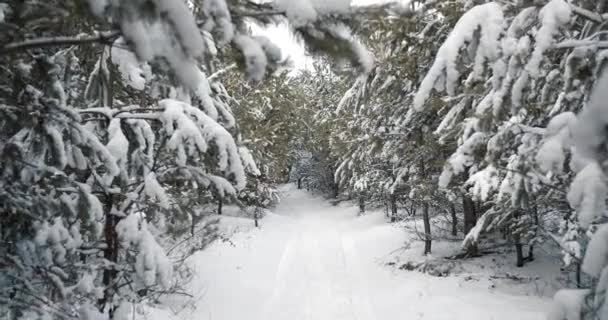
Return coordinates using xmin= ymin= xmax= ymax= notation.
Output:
xmin=552 ymin=39 xmax=608 ymax=49
xmin=569 ymin=3 xmax=608 ymax=23
xmin=0 ymin=30 xmax=121 ymax=55
xmin=230 ymin=9 xmax=286 ymax=18
xmin=208 ymin=63 xmax=237 ymax=80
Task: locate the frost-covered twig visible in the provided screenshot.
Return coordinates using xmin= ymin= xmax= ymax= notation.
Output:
xmin=208 ymin=63 xmax=238 ymax=81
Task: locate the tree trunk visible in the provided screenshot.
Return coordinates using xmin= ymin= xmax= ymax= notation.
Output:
xmin=462 ymin=195 xmax=477 ymax=234
xmin=358 ymin=195 xmax=365 ymax=214
xmin=217 ymin=198 xmax=223 ymax=215
xmin=98 ymin=50 xmax=120 ymax=315
xmin=423 ymin=202 xmax=432 ymax=255
xmin=383 ymin=194 xmax=390 ymax=218
xmin=514 ymin=208 xmax=524 ymax=267
xmin=297 ymin=177 xmax=302 ymax=189
xmin=332 ymin=181 xmax=339 ymax=198
xmin=515 ymin=243 xmax=524 ymax=267
xmin=462 ymin=195 xmax=478 ymax=255
xmin=286 ymin=164 xmax=293 ymax=183
xmin=416 ymin=157 xmax=432 ymax=255
xmin=100 ymin=194 xmax=119 ymax=314
xmin=390 ymin=193 xmax=398 ymax=222
xmin=191 ymin=215 xmax=195 ymax=236
xmin=330 ymin=169 xmax=339 ymax=198
xmin=450 ymin=202 xmax=457 ymax=236
xmin=528 ymin=202 xmax=539 ymax=262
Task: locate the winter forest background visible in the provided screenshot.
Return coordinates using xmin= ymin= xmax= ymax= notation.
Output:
xmin=2 ymin=0 xmax=608 ymax=319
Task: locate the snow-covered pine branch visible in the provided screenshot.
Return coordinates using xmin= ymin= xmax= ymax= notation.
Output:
xmin=0 ymin=31 xmax=121 ymax=55
xmin=413 ymin=2 xmax=505 ymax=111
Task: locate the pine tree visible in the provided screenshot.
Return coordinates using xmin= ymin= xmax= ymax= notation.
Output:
xmin=0 ymin=0 xmax=388 ymax=318
xmin=414 ymin=0 xmax=608 ymax=317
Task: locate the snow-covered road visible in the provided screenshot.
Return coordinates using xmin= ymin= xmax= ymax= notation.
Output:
xmin=176 ymin=185 xmax=552 ymax=320
xmin=260 ymin=210 xmax=377 ymax=320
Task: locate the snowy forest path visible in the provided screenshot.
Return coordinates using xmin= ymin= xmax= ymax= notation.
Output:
xmin=260 ymin=208 xmax=378 ymax=320
xmin=183 ymin=184 xmax=553 ymax=320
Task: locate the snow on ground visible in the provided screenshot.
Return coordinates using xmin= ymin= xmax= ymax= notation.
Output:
xmin=386 ymin=217 xmax=565 ymax=298
xmin=160 ymin=184 xmax=554 ymax=319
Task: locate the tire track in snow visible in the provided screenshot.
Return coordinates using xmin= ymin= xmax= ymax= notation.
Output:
xmin=260 ymin=209 xmax=378 ymax=320
xmin=306 ymin=231 xmax=356 ymax=320
xmin=342 ymin=234 xmax=378 ymax=320
xmin=259 ymin=233 xmax=299 ymax=320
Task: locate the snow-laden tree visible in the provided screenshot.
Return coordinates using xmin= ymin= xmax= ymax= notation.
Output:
xmin=413 ymin=0 xmax=602 ymax=265
xmin=222 ymin=69 xmax=312 ymax=208
xmin=276 ymin=67 xmax=343 ymax=196
xmin=322 ymin=2 xmax=460 ymax=253
xmin=0 ymin=0 xmax=391 ymax=319
xmin=0 ymin=3 xmax=253 ymax=319
xmin=546 ymin=71 xmax=608 ymax=320
xmin=413 ymin=0 xmax=608 ymax=317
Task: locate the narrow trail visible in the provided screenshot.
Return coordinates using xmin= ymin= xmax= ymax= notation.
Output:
xmin=262 ymin=216 xmax=372 ymax=320
xmin=183 ymin=185 xmax=552 ymax=320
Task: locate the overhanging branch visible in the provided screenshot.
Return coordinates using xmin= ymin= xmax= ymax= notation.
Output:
xmin=0 ymin=30 xmax=121 ymax=55
xmin=230 ymin=9 xmax=286 ymax=18
xmin=552 ymin=39 xmax=608 ymax=49
xmin=570 ymin=4 xmax=608 ymax=23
